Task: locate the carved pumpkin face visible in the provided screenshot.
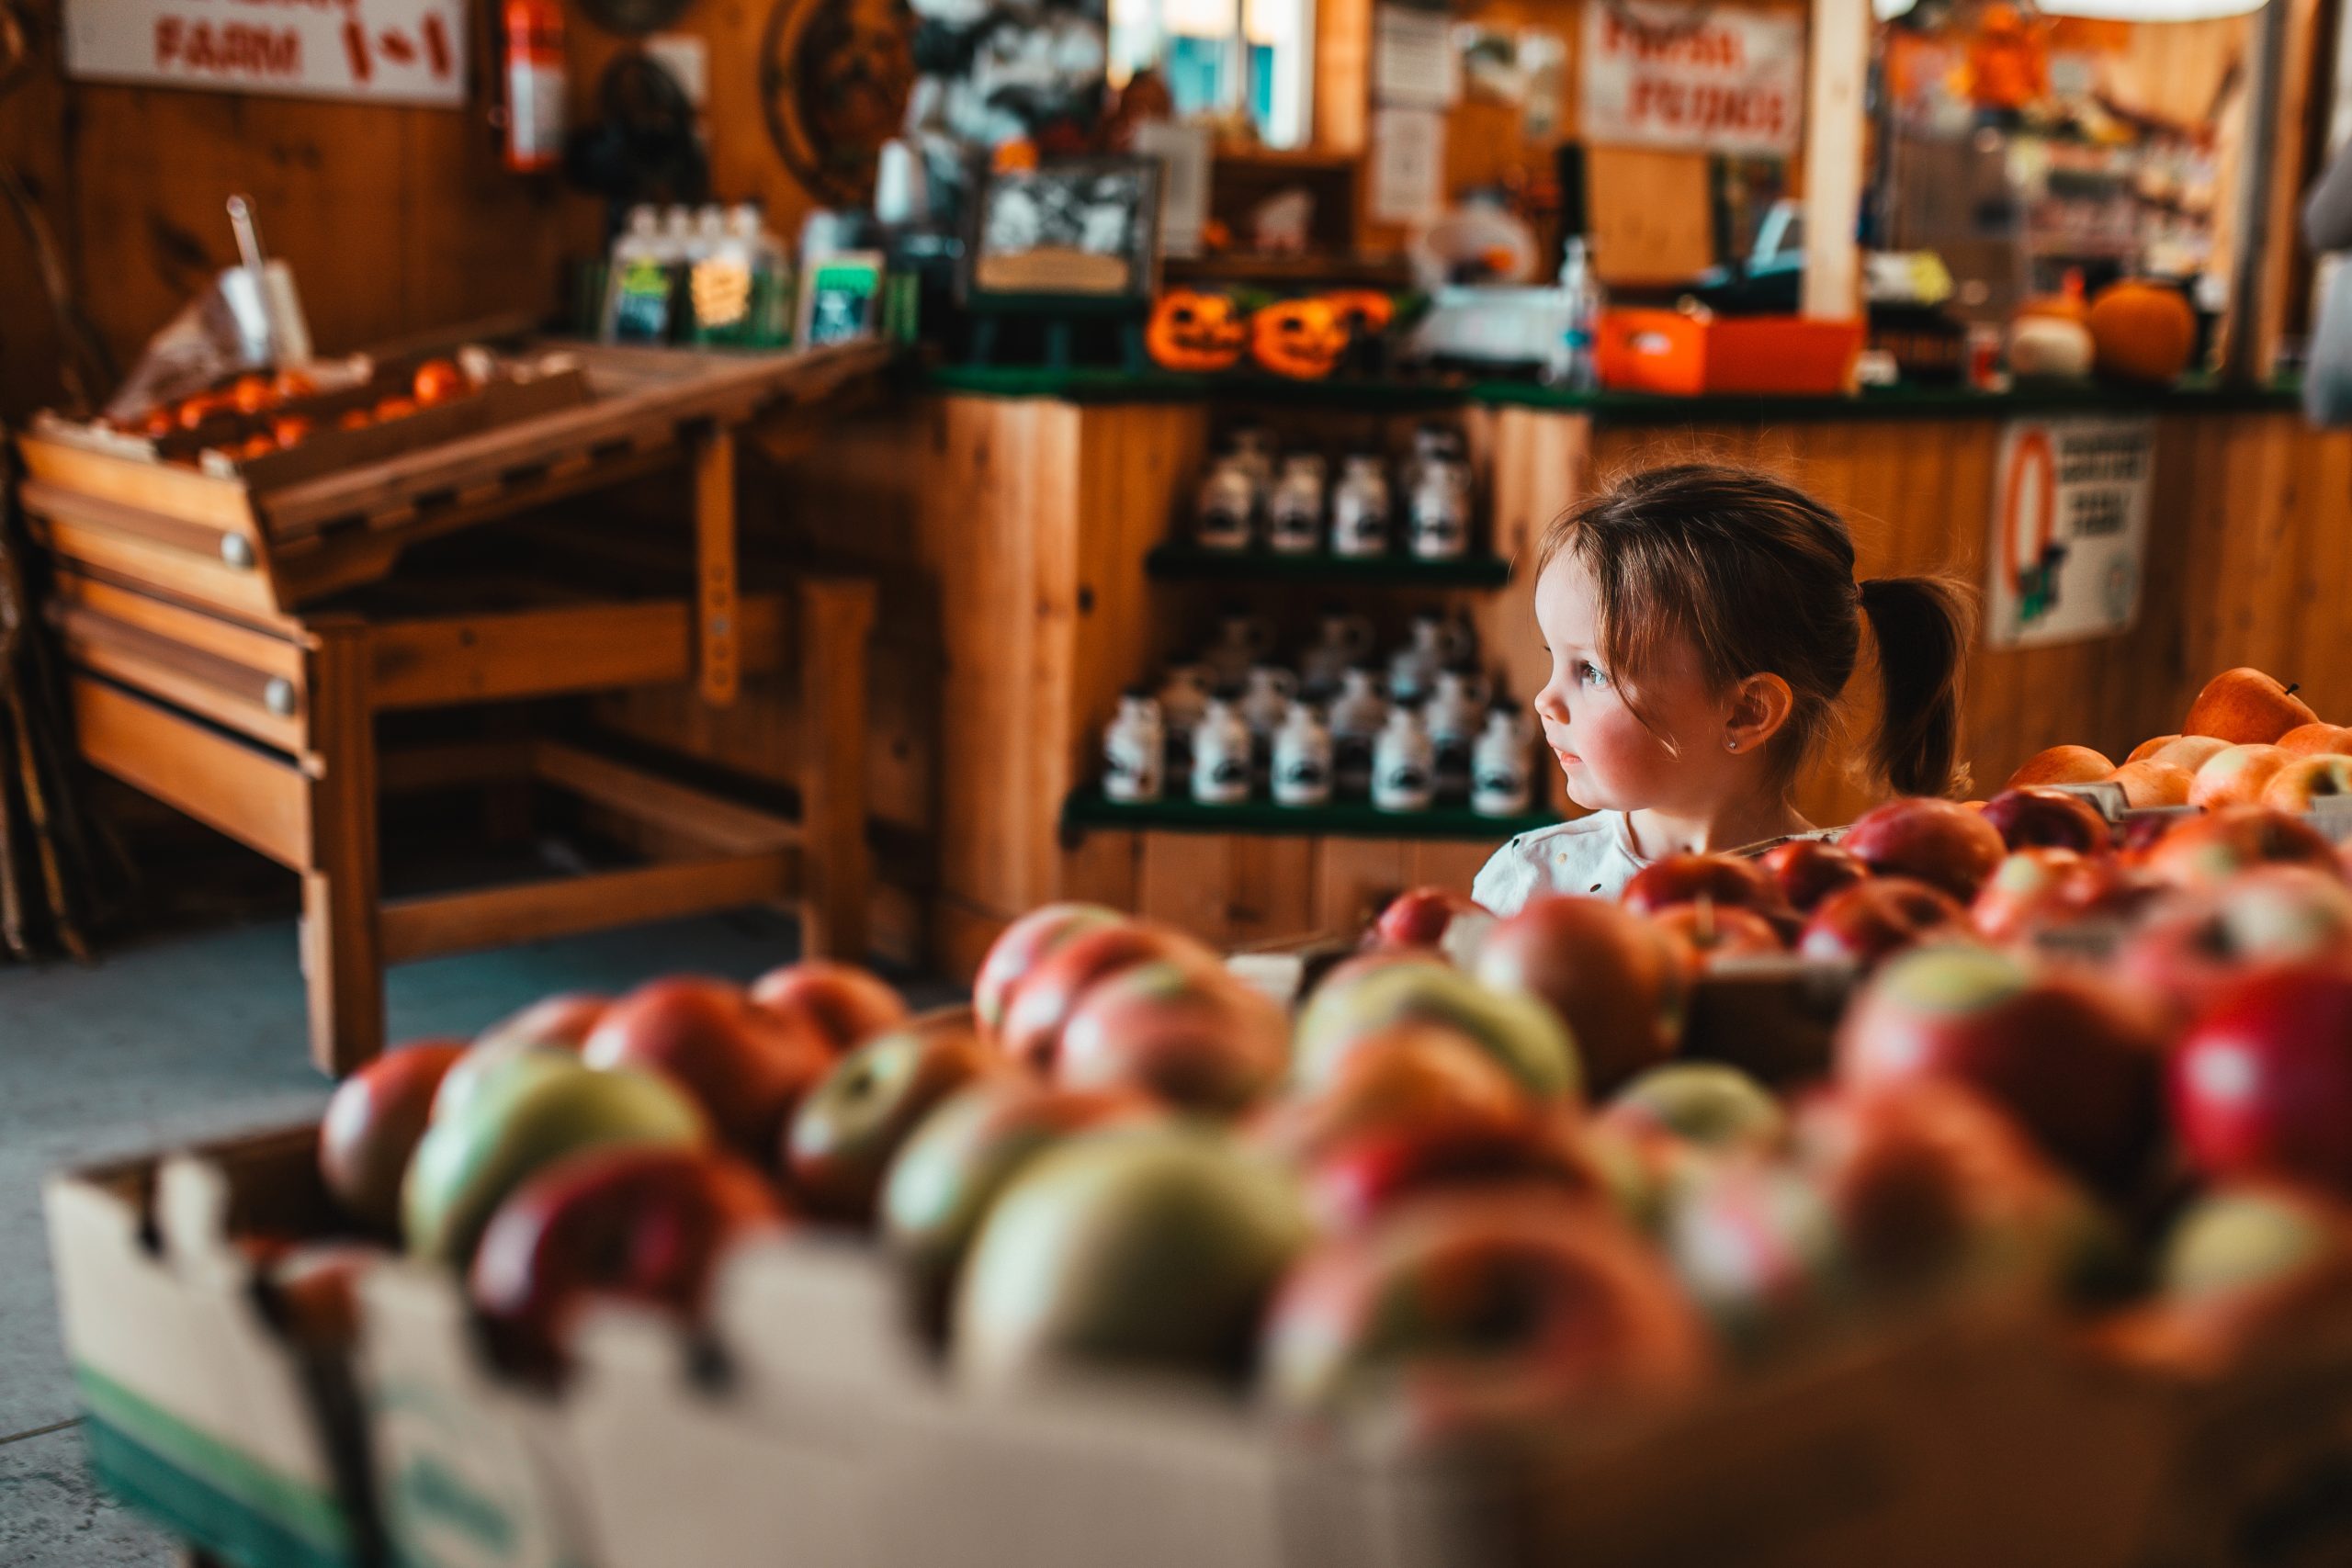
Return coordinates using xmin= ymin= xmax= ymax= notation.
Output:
xmin=1251 ymin=298 xmax=1348 ymax=380
xmin=1146 ymin=290 xmax=1248 ymax=373
xmin=1324 ymin=289 xmax=1396 ymax=341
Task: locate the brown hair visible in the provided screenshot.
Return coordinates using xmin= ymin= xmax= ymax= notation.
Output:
xmin=1535 ymin=462 xmax=1975 ymax=798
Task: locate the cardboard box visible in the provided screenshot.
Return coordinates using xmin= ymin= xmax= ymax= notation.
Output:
xmin=43 ymin=1127 xmax=380 ymax=1568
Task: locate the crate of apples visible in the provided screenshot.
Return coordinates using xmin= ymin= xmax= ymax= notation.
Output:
xmin=2011 ymin=667 xmax=2352 ymax=816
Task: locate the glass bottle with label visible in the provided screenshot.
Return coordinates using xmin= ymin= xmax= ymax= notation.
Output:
xmin=1328 ymin=666 xmax=1388 ymax=799
xmin=1190 ymin=689 xmax=1254 ymax=805
xmin=1372 ymin=705 xmax=1435 ymax=813
xmin=1266 ymin=453 xmax=1328 ymax=555
xmin=1102 ymin=689 xmax=1165 ymax=803
xmin=1272 ymin=702 xmax=1333 ymax=807
xmin=1471 ymin=702 xmax=1532 ymax=817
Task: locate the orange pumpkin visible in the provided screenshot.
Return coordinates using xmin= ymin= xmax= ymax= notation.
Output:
xmin=2088 ymin=278 xmax=2196 ymax=387
xmin=1250 ymin=298 xmax=1348 ymax=380
xmin=1146 ymin=289 xmax=1248 ymax=373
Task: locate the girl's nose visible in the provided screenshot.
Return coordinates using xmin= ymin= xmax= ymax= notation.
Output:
xmin=1532 ymin=681 xmax=1569 ymax=724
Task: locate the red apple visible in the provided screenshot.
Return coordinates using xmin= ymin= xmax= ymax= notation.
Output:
xmin=2005 ymin=745 xmax=2116 ymax=789
xmin=475 ymin=994 xmax=607 ymax=1054
xmin=2143 ymin=806 xmax=2341 ymax=891
xmin=2184 ymin=668 xmax=2317 ymax=746
xmin=469 ymin=1145 xmax=788 ymax=1380
xmin=582 ymin=978 xmax=833 ymax=1159
xmin=2152 ymin=735 xmax=2234 ymax=774
xmin=1601 ymin=1062 xmax=1785 ymax=1151
xmin=1303 ymin=1113 xmax=1601 ymax=1234
xmin=2278 ymin=723 xmax=2352 ymax=759
xmin=319 ymin=1040 xmax=468 ymax=1234
xmin=749 ymin=960 xmax=910 ymax=1055
xmin=1835 ymin=944 xmax=2166 ymax=1194
xmin=1649 ymin=901 xmax=1787 ymax=964
xmin=1620 ymin=853 xmax=1789 ymax=919
xmin=1840 ymin=797 xmax=2007 ymax=903
xmin=2120 ymin=866 xmax=2352 ymax=1021
xmin=1468 ymin=897 xmax=1690 ymax=1096
xmin=2188 ymin=744 xmax=2293 ymax=810
xmin=2173 ymin=964 xmax=2352 ymax=1196
xmin=1967 ymin=849 xmax=2114 ymax=944
xmin=1300 ymin=956 xmax=1582 ymax=1102
xmin=972 ymin=904 xmax=1127 ymax=1038
xmin=1366 ymin=886 xmax=1490 ymax=951
xmin=1055 ymin=960 xmax=1288 ymax=1115
xmin=265 ymin=1241 xmax=390 ymax=1352
xmin=2262 ymin=754 xmax=2352 ymax=813
xmin=785 ymin=1020 xmax=996 ymax=1222
xmin=1664 ymin=1154 xmax=1849 ymax=1350
xmin=2108 ymin=760 xmax=2196 ymax=808
xmin=1248 ymin=1024 xmax=1531 ymax=1168
xmin=1800 ymin=877 xmax=1967 ymax=966
xmin=1758 ymin=840 xmax=1868 ymax=915
xmin=996 ymin=921 xmax=1221 ymax=1075
xmin=1259 ymin=1188 xmax=1713 ymax=1431
xmin=1977 ymin=786 xmax=2113 ymax=856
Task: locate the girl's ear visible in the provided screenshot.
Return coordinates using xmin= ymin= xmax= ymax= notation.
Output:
xmin=1725 ymin=673 xmax=1796 ymax=754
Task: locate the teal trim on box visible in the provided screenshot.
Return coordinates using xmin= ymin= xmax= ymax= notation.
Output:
xmin=1063 ymin=785 xmax=1555 ymax=840
xmin=82 ymin=1413 xmax=354 ymax=1568
xmin=1144 ymin=543 xmax=1513 ymax=588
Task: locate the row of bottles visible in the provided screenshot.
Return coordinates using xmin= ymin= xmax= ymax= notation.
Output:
xmin=600 ymin=203 xmax=794 ymax=348
xmin=1194 ymin=422 xmax=1476 ymax=560
xmin=1194 ymin=603 xmax=1477 ymax=705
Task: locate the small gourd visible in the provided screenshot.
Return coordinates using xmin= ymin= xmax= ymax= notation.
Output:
xmin=2088 ymin=279 xmax=2197 ymax=387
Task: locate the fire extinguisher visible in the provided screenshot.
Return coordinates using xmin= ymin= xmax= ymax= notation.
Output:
xmin=501 ymin=0 xmax=565 ymax=174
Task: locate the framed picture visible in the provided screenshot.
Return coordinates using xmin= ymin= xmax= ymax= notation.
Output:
xmin=799 ymin=251 xmax=886 ymax=346
xmin=966 ymin=157 xmax=1162 ymax=306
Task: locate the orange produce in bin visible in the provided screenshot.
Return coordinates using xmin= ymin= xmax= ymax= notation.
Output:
xmin=1596 ymin=310 xmax=1865 ymax=397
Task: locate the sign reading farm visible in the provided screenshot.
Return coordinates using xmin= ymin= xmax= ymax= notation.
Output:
xmin=1580 ymin=1 xmax=1803 ymax=157
xmin=65 ymin=0 xmax=467 ymax=107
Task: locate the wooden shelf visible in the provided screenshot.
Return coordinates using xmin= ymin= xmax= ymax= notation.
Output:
xmin=1144 ymin=543 xmax=1513 ymax=588
xmin=1063 ymin=786 xmax=1553 ymax=840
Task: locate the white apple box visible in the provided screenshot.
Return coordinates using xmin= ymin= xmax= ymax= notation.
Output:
xmin=42 ymin=1126 xmax=375 ymax=1564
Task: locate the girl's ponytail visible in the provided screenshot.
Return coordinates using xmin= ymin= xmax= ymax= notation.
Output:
xmin=1859 ymin=576 xmax=1975 ymax=798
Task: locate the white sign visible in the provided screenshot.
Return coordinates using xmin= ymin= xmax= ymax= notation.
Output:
xmin=1985 ymin=415 xmax=2155 ymax=649
xmin=1374 ymin=6 xmax=1459 ymax=107
xmin=65 ymin=0 xmax=468 ymax=107
xmin=1368 ymin=106 xmax=1446 ymax=225
xmin=1580 ymin=1 xmax=1803 ymax=156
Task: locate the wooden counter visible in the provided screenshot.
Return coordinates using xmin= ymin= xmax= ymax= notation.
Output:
xmin=717 ymin=374 xmax=2348 ymax=975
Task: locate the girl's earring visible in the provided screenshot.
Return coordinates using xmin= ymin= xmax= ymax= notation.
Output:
xmin=1724 ymin=738 xmax=1739 ymax=752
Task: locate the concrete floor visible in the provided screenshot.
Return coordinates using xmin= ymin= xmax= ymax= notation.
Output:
xmin=0 ymin=909 xmax=956 ymax=1565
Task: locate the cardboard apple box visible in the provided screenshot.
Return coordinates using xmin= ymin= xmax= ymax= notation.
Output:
xmin=42 ymin=1126 xmax=380 ymax=1567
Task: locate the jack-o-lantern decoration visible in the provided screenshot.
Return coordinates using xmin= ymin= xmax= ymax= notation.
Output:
xmin=1146 ymin=289 xmax=1248 ymax=373
xmin=1324 ymin=289 xmax=1396 ymax=342
xmin=1251 ymin=298 xmax=1349 ymax=380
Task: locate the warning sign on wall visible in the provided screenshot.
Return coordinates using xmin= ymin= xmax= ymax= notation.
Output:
xmin=65 ymin=0 xmax=467 ymax=107
xmin=1986 ymin=414 xmax=2154 ymax=649
xmin=1580 ymin=1 xmax=1804 ymax=157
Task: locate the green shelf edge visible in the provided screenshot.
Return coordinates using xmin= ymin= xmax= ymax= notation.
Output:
xmin=1144 ymin=544 xmax=1513 ymax=588
xmin=1063 ymin=787 xmax=1555 ymax=841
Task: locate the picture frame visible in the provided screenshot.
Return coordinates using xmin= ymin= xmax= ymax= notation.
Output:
xmin=965 ymin=157 xmax=1163 ymax=308
xmin=798 ymin=251 xmax=887 ymax=347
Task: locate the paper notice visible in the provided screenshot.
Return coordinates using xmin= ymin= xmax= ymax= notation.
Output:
xmin=1374 ymin=6 xmax=1459 ymax=107
xmin=1369 ymin=106 xmax=1445 ymax=225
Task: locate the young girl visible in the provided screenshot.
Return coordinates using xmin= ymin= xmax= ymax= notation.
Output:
xmin=1472 ymin=463 xmax=1973 ymax=915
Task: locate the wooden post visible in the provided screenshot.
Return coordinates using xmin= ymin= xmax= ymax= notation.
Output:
xmin=796 ymin=575 xmax=876 ymax=961
xmin=693 ymin=426 xmax=741 ymax=707
xmin=1801 ymin=0 xmax=1871 ymax=321
xmin=299 ymin=618 xmax=382 ymax=1076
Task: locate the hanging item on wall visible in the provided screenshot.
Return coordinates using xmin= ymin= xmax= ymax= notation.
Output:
xmin=63 ymin=0 xmax=466 ymax=104
xmin=1579 ymin=0 xmax=1803 ymax=157
xmin=966 ymin=157 xmax=1158 ymax=301
xmin=1985 ymin=414 xmax=2153 ymax=649
xmin=901 ymin=0 xmax=1109 ymax=234
xmin=761 ymin=0 xmax=920 ymax=206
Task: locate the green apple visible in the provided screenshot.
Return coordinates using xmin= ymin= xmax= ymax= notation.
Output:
xmin=1292 ymin=959 xmax=1581 ymax=1103
xmin=401 ymin=1057 xmax=707 ymax=1266
xmin=1603 ymin=1064 xmax=1785 ymax=1153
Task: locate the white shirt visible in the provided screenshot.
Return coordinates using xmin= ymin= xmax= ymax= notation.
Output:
xmin=1471 ymin=812 xmax=1652 ymax=915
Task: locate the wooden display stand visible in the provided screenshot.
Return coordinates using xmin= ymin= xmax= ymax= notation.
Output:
xmin=18 ymin=344 xmax=890 ymax=1073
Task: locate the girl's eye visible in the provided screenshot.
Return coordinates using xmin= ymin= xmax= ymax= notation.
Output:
xmin=1577 ymin=660 xmax=1611 ymax=689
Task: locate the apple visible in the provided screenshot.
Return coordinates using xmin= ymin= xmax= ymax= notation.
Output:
xmin=2188 ymin=744 xmax=2293 ymax=810
xmin=582 ymin=978 xmax=833 ymax=1159
xmin=318 ymin=1040 xmax=467 ymax=1234
xmin=2004 ymin=745 xmax=2115 ymax=789
xmin=881 ymin=1078 xmax=1155 ymax=1334
xmin=2126 ymin=735 xmax=2180 ymax=764
xmin=2184 ymin=667 xmax=2318 ymax=746
xmin=1758 ymin=840 xmax=1868 ymax=915
xmin=1835 ymin=944 xmax=2166 ymax=1194
xmin=1840 ymin=797 xmax=2007 ymax=903
xmin=997 ymin=921 xmax=1222 ymax=1075
xmin=749 ymin=960 xmax=910 ymax=1055
xmin=2107 ymin=761 xmax=2196 ymax=808
xmin=954 ymin=1124 xmax=1312 ymax=1391
xmin=1601 ymin=1062 xmax=1785 ymax=1151
xmin=1247 ymin=1024 xmax=1531 ymax=1168
xmin=1977 ymin=787 xmax=2112 ymax=856
xmin=1468 ymin=897 xmax=1689 ymax=1096
xmin=475 ymin=994 xmax=606 ymax=1054
xmin=2278 ymin=723 xmax=2352 ymax=759
xmin=1620 ymin=853 xmax=1789 ymax=919
xmin=1298 ymin=956 xmax=1581 ymax=1107
xmin=469 ymin=1145 xmax=788 ymax=1380
xmin=2119 ymin=866 xmax=2352 ymax=1020
xmin=1366 ymin=886 xmax=1490 ymax=952
xmin=972 ymin=903 xmax=1127 ymax=1038
xmin=2131 ymin=735 xmax=2233 ymax=773
xmin=433 ymin=1035 xmax=585 ymax=1130
xmin=402 ymin=1055 xmax=707 ymax=1266
xmin=1967 ymin=850 xmax=2113 ymax=944
xmin=1258 ymin=1188 xmax=1713 ymax=1430
xmin=1649 ymin=901 xmax=1787 ymax=964
xmin=2173 ymin=964 xmax=2352 ymax=1196
xmin=1303 ymin=1113 xmax=1602 ymax=1233
xmin=785 ymin=1021 xmax=997 ymax=1222
xmin=2143 ymin=806 xmax=2341 ymax=890
xmin=2263 ymin=754 xmax=2352 ymax=813
xmin=1664 ymin=1155 xmax=1850 ymax=1353
xmin=1055 ymin=961 xmax=1289 ymax=1115
xmin=1799 ymin=877 xmax=1967 ymax=966
xmin=2160 ymin=1180 xmax=2352 ymax=1302
xmin=265 ymin=1241 xmax=389 ymax=1352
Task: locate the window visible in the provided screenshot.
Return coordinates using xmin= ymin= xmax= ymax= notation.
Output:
xmin=1107 ymin=0 xmax=1315 ymax=149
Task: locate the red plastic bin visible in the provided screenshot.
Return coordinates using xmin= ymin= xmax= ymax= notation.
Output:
xmin=1595 ymin=310 xmax=1865 ymax=397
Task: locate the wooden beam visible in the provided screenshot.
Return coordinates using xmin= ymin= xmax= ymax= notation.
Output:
xmin=694 ymin=426 xmax=741 ymax=706
xmin=531 ymin=740 xmax=801 ymax=856
xmin=48 ymin=567 xmax=304 ymax=679
xmin=378 ymin=854 xmax=795 ymax=964
xmin=379 ymin=739 xmax=537 ymax=793
xmin=300 ymin=622 xmax=384 ymax=1076
xmin=796 ymin=575 xmax=876 ymax=960
xmin=367 ymin=602 xmax=695 ymax=709
xmin=1801 ymin=0 xmax=1871 ymax=321
xmin=52 ymin=608 xmax=306 ymax=752
xmin=71 ymin=676 xmax=310 ymax=867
